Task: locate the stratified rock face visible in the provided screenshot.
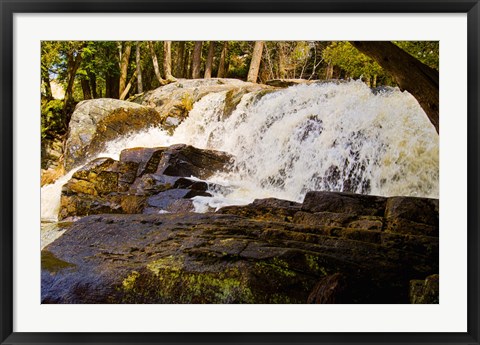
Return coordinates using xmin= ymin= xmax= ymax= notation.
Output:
xmin=43 ymin=191 xmax=439 ymax=304
xmin=64 ymin=99 xmax=161 ymax=170
xmin=59 ymin=144 xmax=233 ymax=220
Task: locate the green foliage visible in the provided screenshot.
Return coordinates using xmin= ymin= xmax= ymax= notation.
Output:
xmin=225 ymin=41 xmax=252 ymax=79
xmin=394 ymin=41 xmax=439 ymax=70
xmin=41 ymin=99 xmax=66 ymax=139
xmin=323 ymin=41 xmax=439 ymax=86
xmin=40 ymin=40 xmax=438 ymax=114
xmin=322 ymin=41 xmax=384 ymax=81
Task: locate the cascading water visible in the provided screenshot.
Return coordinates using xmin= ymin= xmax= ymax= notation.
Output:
xmin=41 ymin=80 xmax=438 ymax=221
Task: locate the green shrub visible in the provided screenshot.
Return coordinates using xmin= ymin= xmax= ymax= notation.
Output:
xmin=41 ymin=99 xmax=66 ymax=139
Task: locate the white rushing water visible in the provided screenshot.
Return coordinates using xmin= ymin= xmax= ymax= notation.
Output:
xmin=41 ymin=80 xmax=439 ymax=220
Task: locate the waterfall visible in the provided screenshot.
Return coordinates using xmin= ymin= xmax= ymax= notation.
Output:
xmin=41 ymin=80 xmax=438 ymax=220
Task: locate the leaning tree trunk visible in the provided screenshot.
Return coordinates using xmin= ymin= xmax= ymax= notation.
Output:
xmin=148 ymin=41 xmax=165 ymax=85
xmin=204 ymin=41 xmax=215 ymax=79
xmin=247 ymin=41 xmax=264 ymax=83
xmin=192 ymin=41 xmax=203 ymax=79
xmin=350 ymin=41 xmax=439 ymax=134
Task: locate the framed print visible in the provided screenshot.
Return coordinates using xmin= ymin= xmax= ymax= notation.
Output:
xmin=1 ymin=1 xmax=479 ymax=344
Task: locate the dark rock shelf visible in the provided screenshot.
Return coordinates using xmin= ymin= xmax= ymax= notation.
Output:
xmin=43 ymin=190 xmax=439 ymax=304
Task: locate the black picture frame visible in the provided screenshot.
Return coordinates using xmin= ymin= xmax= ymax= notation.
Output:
xmin=1 ymin=1 xmax=479 ymax=344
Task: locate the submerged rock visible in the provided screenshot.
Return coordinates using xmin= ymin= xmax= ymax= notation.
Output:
xmin=58 ymin=145 xmax=233 ymax=220
xmin=43 ymin=191 xmax=439 ymax=304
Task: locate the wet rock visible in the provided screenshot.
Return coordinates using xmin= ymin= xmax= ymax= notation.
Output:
xmin=157 ymin=144 xmax=233 ymax=179
xmin=120 ymin=147 xmax=166 ymax=177
xmin=59 ymin=194 xmax=124 ymax=220
xmin=222 ymin=86 xmax=266 ymax=119
xmin=265 ymin=79 xmax=313 ymax=88
xmin=385 ymin=196 xmax=438 ymax=224
xmin=147 ymin=189 xmax=194 ymax=209
xmin=44 ymin=191 xmax=439 ymax=304
xmin=64 ymin=99 xmax=161 ymax=170
xmin=307 ymin=273 xmax=349 ymax=303
xmin=385 ymin=197 xmax=439 ymax=236
xmin=217 ymin=197 xmax=301 ymax=223
xmin=302 ymin=191 xmax=386 ymax=216
xmin=58 ymin=145 xmax=232 ymax=220
xmin=410 ymin=274 xmax=439 ymax=303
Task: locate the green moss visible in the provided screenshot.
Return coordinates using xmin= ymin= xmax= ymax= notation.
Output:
xmin=122 ymin=271 xmax=140 ymax=291
xmin=126 ymin=258 xmax=256 ymax=303
xmin=41 ymin=250 xmax=76 ymax=273
xmin=180 ymin=272 xmax=254 ymax=303
xmin=305 ymin=254 xmax=320 ymax=272
xmin=269 ymin=293 xmax=293 ymax=304
xmin=147 ymin=255 xmax=185 ymax=274
xmin=256 ymin=258 xmax=297 ymax=278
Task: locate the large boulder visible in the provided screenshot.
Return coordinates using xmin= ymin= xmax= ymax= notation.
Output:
xmin=43 ymin=191 xmax=438 ymax=304
xmin=64 ymin=99 xmax=161 ymax=170
xmin=58 ymin=144 xmax=233 ymax=220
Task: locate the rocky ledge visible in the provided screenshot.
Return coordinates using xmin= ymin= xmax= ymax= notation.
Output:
xmin=59 ymin=144 xmax=233 ymax=220
xmin=43 ymin=190 xmax=439 ymax=304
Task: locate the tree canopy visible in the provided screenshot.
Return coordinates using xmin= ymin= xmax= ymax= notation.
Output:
xmin=41 ymin=40 xmax=439 ymax=139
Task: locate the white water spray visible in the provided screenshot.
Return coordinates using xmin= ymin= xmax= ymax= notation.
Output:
xmin=41 ymin=81 xmax=438 ymax=220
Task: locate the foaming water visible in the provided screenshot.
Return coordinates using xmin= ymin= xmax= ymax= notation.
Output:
xmin=178 ymin=81 xmax=438 ymax=207
xmin=41 ymin=80 xmax=438 ymax=219
xmin=41 ymin=169 xmax=77 ymax=222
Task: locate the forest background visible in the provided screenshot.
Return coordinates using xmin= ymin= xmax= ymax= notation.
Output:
xmin=40 ymin=40 xmax=439 ymax=142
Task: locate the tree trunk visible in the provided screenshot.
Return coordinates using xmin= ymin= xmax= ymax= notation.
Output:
xmin=247 ymin=41 xmax=264 ymax=83
xmin=119 ymin=70 xmax=138 ymax=100
xmin=325 ymin=63 xmax=334 ymax=79
xmin=350 ymin=41 xmax=439 ymax=134
xmin=119 ymin=41 xmax=132 ymax=97
xmin=163 ymin=41 xmax=174 ymax=81
xmin=183 ymin=47 xmax=190 ymax=79
xmin=89 ymin=72 xmax=97 ymax=98
xmin=106 ymin=74 xmax=119 ymax=99
xmin=63 ymin=49 xmax=83 ymax=115
xmin=106 ymin=75 xmax=112 ymax=98
xmin=176 ymin=42 xmax=185 ymax=77
xmin=148 ymin=41 xmax=165 ymax=85
xmin=204 ymin=41 xmax=215 ymax=78
xmin=217 ymin=41 xmax=228 ymax=78
xmin=136 ymin=42 xmax=143 ymax=94
xmin=277 ymin=42 xmax=287 ymax=79
xmin=192 ymin=41 xmax=203 ymax=79
xmin=81 ymin=78 xmax=92 ymax=99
